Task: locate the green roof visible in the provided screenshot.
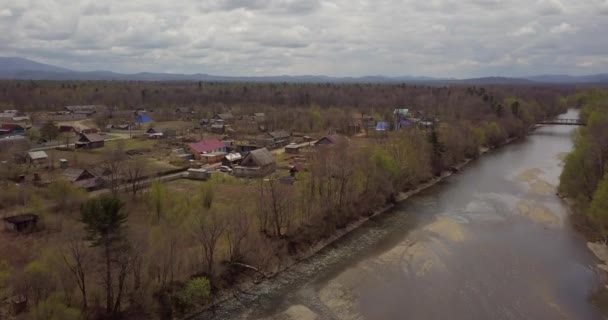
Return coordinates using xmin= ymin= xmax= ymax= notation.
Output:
xmin=393 ymin=109 xmax=410 ymax=116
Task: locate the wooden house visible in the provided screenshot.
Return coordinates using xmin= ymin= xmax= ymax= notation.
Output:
xmin=62 ymin=168 xmax=100 ymax=190
xmin=314 ymin=134 xmax=347 ymax=146
xmin=76 ymin=133 xmax=105 ymax=149
xmin=233 ymin=148 xmax=276 ymax=178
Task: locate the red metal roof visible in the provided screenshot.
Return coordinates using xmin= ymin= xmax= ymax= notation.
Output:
xmin=188 ymin=139 xmax=226 ymax=154
xmin=0 ymin=123 xmax=24 ymax=131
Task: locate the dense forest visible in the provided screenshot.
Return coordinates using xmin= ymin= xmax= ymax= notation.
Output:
xmin=0 ymin=81 xmax=575 ymax=319
xmin=559 ymin=89 xmax=608 ymax=238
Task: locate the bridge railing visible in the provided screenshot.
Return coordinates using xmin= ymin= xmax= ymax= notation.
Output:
xmin=536 ymin=118 xmax=585 ymax=125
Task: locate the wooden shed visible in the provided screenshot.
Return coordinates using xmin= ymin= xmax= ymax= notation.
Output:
xmin=3 ymin=214 xmax=39 ymax=233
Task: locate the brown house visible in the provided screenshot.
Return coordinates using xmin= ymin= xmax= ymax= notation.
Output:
xmin=314 ymin=134 xmax=347 ymax=146
xmin=76 ymin=133 xmax=105 ymax=149
xmin=62 ymin=168 xmax=100 ymax=190
xmin=233 ymin=148 xmax=276 ymax=178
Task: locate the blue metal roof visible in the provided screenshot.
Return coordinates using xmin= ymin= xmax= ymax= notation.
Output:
xmin=375 ymin=121 xmax=390 ymax=131
xmin=136 ymin=114 xmax=152 ymax=123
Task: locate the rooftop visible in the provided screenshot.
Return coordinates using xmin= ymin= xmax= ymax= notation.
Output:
xmin=188 ymin=139 xmax=227 ymax=154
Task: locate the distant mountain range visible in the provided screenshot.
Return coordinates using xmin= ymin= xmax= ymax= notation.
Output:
xmin=0 ymin=57 xmax=607 ymax=84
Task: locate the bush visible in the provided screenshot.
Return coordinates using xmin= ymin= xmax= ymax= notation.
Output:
xmin=177 ymin=277 xmax=210 ymax=311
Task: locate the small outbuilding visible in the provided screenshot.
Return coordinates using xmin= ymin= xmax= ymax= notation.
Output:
xmin=27 ymin=151 xmax=49 ymax=165
xmin=188 ymin=168 xmax=210 ymax=180
xmin=221 ymin=153 xmax=243 ymax=167
xmin=210 ymin=123 xmax=225 ymax=134
xmin=3 ymin=214 xmax=39 ymax=233
xmin=285 ymin=143 xmax=301 ymax=154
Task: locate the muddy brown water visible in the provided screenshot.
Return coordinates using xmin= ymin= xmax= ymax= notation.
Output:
xmin=195 ymin=110 xmax=604 ymax=320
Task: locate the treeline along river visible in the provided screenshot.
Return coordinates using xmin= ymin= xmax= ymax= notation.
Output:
xmin=197 ymin=109 xmax=603 ymax=320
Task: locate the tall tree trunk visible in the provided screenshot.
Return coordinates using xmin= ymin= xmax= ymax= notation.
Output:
xmin=105 ymin=242 xmax=113 ymax=314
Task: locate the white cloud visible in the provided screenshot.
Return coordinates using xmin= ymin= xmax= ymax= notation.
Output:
xmin=537 ymin=0 xmax=565 ymax=15
xmin=0 ymin=0 xmax=606 ymax=77
xmin=550 ymin=22 xmax=577 ymax=34
xmin=0 ymin=9 xmax=13 ymax=17
xmin=512 ymin=23 xmax=538 ymax=36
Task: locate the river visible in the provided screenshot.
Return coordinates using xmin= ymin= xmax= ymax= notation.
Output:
xmin=197 ymin=109 xmax=603 ymax=320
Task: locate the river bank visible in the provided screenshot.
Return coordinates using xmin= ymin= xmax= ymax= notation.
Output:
xmin=188 ymin=134 xmax=523 ymax=319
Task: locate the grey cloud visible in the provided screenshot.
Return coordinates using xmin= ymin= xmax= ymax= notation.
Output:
xmin=0 ymin=0 xmax=606 ymax=76
xmin=80 ymin=2 xmax=111 ymax=16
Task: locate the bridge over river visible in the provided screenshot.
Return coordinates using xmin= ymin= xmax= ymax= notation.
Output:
xmin=537 ymin=118 xmax=585 ymax=126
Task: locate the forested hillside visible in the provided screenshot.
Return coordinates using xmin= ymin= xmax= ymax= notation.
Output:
xmin=559 ymin=89 xmax=608 ymax=237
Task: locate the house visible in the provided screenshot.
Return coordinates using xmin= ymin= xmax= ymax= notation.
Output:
xmin=210 ymin=123 xmax=225 ymax=134
xmin=200 ymin=152 xmax=227 ymax=164
xmin=396 ymin=118 xmax=413 ymax=129
xmin=221 ymin=153 xmax=243 ymax=167
xmin=263 ymin=130 xmax=291 ymax=147
xmin=59 ymin=125 xmax=77 ymax=133
xmin=314 ymin=134 xmax=346 ymax=146
xmin=285 ymin=143 xmax=301 ymax=154
xmin=233 ymin=148 xmax=276 ymax=178
xmin=27 ymin=151 xmax=48 ymax=165
xmin=12 ymin=116 xmax=30 ymax=122
xmin=76 ymin=133 xmax=105 ymax=149
xmin=65 ymin=105 xmax=98 ymax=113
xmin=62 ymin=168 xmax=100 ymax=190
xmin=393 ymin=108 xmax=410 ymax=117
xmin=235 ymin=143 xmax=260 ymax=154
xmin=175 ymin=107 xmax=193 ymax=115
xmin=200 ymin=119 xmax=210 ymax=127
xmin=214 ymin=112 xmax=234 ymax=122
xmin=0 ymin=110 xmax=18 ymax=121
xmin=146 ymin=127 xmax=164 ymax=138
xmin=62 ymin=168 xmax=95 ymax=182
xmin=251 ymin=112 xmax=266 ymax=122
xmin=3 ymin=214 xmax=39 ymax=233
xmin=0 ymin=124 xmax=25 ymax=136
xmin=188 ymin=139 xmax=227 ymax=160
xmin=81 ymin=128 xmax=99 ymax=134
xmin=375 ymin=121 xmax=390 ymax=131
xmin=347 ymin=123 xmax=361 ymax=135
xmin=135 ymin=114 xmax=152 ymax=124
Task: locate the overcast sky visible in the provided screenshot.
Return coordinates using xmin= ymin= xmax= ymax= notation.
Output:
xmin=0 ymin=0 xmax=607 ymax=77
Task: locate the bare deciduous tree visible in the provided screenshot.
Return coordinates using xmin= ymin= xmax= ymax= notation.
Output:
xmin=257 ymin=178 xmax=294 ymax=237
xmin=61 ymin=239 xmax=89 ymax=309
xmin=124 ymin=158 xmax=147 ymax=198
xmin=225 ymin=206 xmax=250 ymax=262
xmin=197 ymin=209 xmax=226 ymax=276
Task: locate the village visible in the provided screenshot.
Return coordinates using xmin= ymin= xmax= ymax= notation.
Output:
xmin=0 ymin=101 xmax=447 ymax=317
xmin=0 ymin=105 xmax=433 ymax=228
